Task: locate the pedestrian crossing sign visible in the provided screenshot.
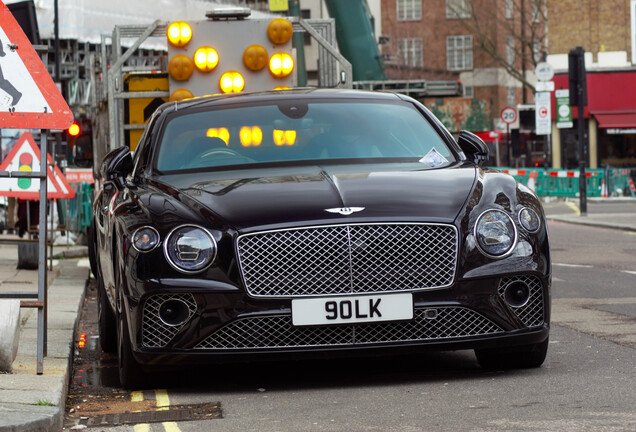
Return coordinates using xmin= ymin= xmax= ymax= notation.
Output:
xmin=0 ymin=1 xmax=73 ymax=129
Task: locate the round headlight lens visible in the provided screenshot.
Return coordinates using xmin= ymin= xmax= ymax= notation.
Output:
xmin=132 ymin=227 xmax=160 ymax=252
xmin=519 ymin=207 xmax=541 ymax=233
xmin=475 ymin=210 xmax=516 ymax=257
xmin=165 ymin=226 xmax=216 ymax=273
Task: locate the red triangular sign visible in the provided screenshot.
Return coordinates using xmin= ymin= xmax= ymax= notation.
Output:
xmin=0 ymin=131 xmax=74 ymax=199
xmin=0 ymin=1 xmax=73 ymax=129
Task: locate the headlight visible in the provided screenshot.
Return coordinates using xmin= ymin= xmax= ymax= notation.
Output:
xmin=518 ymin=207 xmax=541 ymax=233
xmin=475 ymin=210 xmax=517 ymax=258
xmin=164 ymin=225 xmax=217 ymax=273
xmin=132 ymin=226 xmax=160 ymax=252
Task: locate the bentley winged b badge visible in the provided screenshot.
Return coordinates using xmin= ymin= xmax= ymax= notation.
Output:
xmin=324 ymin=207 xmax=365 ymax=216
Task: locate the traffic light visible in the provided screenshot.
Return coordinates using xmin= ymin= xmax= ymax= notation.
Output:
xmin=568 ymin=47 xmax=587 ymax=107
xmin=166 ymin=13 xmax=295 ymax=101
xmin=66 ymin=119 xmax=93 ymax=167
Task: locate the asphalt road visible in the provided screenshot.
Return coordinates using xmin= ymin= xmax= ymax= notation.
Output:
xmin=64 ymin=219 xmax=636 ymax=432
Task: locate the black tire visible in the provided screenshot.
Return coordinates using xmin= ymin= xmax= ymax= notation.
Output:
xmin=97 ymin=277 xmax=117 ymax=353
xmin=475 ymin=337 xmax=549 ymax=370
xmin=87 ymin=223 xmax=99 ymax=279
xmin=117 ymin=294 xmax=147 ymax=389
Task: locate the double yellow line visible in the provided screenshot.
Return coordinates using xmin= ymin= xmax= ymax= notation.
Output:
xmin=132 ymin=389 xmax=181 ymax=432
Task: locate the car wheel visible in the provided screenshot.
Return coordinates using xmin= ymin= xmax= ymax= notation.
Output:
xmin=475 ymin=337 xmax=549 ymax=370
xmin=117 ymin=293 xmax=147 ymax=389
xmin=87 ymin=223 xmax=99 ymax=279
xmin=97 ymin=277 xmax=117 ymax=353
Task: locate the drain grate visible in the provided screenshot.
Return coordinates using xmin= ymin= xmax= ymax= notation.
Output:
xmin=81 ymin=402 xmax=222 ymax=427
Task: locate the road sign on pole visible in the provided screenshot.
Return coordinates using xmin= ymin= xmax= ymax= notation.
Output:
xmin=535 ymin=92 xmax=551 ymax=135
xmin=0 ymin=1 xmax=73 ymax=129
xmin=556 ymin=89 xmax=573 ymax=129
xmin=0 ymin=132 xmax=74 ymax=199
xmin=501 ymin=106 xmax=517 ymax=124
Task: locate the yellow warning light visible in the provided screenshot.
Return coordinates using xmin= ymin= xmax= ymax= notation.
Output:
xmin=169 ymin=88 xmax=194 ymax=102
xmin=219 ymin=71 xmax=245 ymax=93
xmin=240 ymin=126 xmax=263 ymax=147
xmin=243 ymin=45 xmax=269 ymax=71
xmin=167 ymin=21 xmax=193 ymax=47
xmin=269 ymin=52 xmax=294 ymax=78
xmin=207 ymin=127 xmax=230 ymax=145
xmin=273 ymin=85 xmax=291 ymax=90
xmin=273 ymin=129 xmax=296 ymax=146
xmin=267 ymin=18 xmax=293 ymax=45
xmin=168 ymin=55 xmax=195 ymax=81
xmin=193 ymin=46 xmax=219 ymax=72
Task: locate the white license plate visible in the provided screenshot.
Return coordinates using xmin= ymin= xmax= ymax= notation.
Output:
xmin=291 ymin=293 xmax=413 ymax=326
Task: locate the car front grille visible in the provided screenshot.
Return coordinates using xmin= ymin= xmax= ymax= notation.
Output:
xmin=141 ymin=293 xmax=197 ymax=348
xmin=497 ymin=275 xmax=545 ymax=328
xmin=194 ymin=307 xmax=502 ymax=350
xmin=237 ymin=223 xmax=458 ymax=297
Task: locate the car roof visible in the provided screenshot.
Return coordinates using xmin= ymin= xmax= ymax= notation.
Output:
xmin=158 ymin=88 xmax=406 ymax=116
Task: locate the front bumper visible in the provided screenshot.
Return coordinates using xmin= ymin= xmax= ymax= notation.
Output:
xmin=123 ymin=273 xmax=551 ymax=366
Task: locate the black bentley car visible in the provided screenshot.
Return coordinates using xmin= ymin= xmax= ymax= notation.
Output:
xmin=90 ymin=89 xmax=550 ymax=388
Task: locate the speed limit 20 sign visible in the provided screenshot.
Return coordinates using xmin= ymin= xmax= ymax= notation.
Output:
xmin=501 ymin=107 xmax=518 ymax=124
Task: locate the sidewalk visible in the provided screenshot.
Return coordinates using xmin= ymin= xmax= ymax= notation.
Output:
xmin=546 ymin=197 xmax=636 ymax=232
xmin=0 ymin=243 xmax=88 ymax=432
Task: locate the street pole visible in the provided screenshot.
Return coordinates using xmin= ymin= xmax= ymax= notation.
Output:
xmin=577 ymin=91 xmax=587 ymax=215
xmin=288 ymin=0 xmax=307 ymax=87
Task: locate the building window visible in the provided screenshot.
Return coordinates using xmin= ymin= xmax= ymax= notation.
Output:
xmin=533 ymin=40 xmax=542 ymax=63
xmin=507 ymin=87 xmax=516 ymax=107
xmin=301 ymin=9 xmax=311 ymax=45
xmin=532 ymin=2 xmax=541 ymax=23
xmin=464 ymin=86 xmax=474 ymax=98
xmin=446 ymin=0 xmax=470 ymax=19
xmin=506 ymin=36 xmax=515 ymax=65
xmin=397 ymin=0 xmax=421 ymax=21
xmin=505 ymin=0 xmax=513 ymax=19
xmin=398 ymin=38 xmax=423 ymax=67
xmin=446 ymin=35 xmax=473 ymax=70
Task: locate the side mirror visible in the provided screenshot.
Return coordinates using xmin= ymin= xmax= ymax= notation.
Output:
xmin=457 ymin=131 xmax=489 ymax=166
xmin=100 ymin=146 xmax=133 ymax=185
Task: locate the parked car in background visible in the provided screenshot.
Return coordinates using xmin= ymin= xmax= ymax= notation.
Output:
xmin=89 ymin=89 xmax=551 ymax=388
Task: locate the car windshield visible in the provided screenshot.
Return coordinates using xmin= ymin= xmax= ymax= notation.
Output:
xmin=155 ymin=99 xmax=455 ymax=172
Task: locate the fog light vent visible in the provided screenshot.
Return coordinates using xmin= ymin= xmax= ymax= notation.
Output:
xmin=142 ymin=294 xmax=197 ymax=348
xmin=497 ymin=275 xmax=544 ymax=328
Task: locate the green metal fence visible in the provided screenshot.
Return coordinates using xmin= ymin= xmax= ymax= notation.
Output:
xmin=65 ymin=182 xmax=94 ymax=233
xmin=496 ymin=167 xmax=635 ymax=198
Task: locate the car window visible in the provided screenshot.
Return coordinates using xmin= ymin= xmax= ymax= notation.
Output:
xmin=155 ymin=100 xmax=454 ymax=172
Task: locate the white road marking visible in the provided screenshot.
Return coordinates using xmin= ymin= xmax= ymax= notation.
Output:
xmin=553 ymin=263 xmax=594 ymax=268
xmin=622 ymin=270 xmax=636 ymax=276
xmin=77 ymin=259 xmax=90 ymax=268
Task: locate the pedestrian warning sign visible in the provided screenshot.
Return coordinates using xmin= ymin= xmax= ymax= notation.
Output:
xmin=0 ymin=131 xmax=74 ymax=199
xmin=0 ymin=1 xmax=73 ymax=129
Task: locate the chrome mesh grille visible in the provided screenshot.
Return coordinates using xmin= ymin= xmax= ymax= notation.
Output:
xmin=141 ymin=294 xmax=197 ymax=348
xmin=194 ymin=307 xmax=502 ymax=350
xmin=237 ymin=224 xmax=457 ymax=297
xmin=498 ymin=275 xmax=545 ymax=328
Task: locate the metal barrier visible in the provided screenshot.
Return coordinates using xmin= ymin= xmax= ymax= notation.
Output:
xmin=497 ymin=167 xmax=635 ymax=198
xmin=65 ymin=182 xmax=94 ymax=233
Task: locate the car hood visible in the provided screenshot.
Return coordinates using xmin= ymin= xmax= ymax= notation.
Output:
xmin=157 ymin=164 xmax=477 ymax=231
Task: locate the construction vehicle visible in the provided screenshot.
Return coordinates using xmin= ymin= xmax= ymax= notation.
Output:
xmin=73 ymin=6 xmax=462 ymax=176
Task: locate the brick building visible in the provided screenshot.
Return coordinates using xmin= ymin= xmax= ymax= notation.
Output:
xmin=380 ymin=0 xmax=547 ymax=167
xmin=547 ymin=0 xmax=636 ymax=170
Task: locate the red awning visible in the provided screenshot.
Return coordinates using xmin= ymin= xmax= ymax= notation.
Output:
xmin=594 ymin=112 xmax=636 ymax=128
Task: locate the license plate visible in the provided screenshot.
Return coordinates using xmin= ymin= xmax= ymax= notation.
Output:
xmin=291 ymin=293 xmax=413 ymax=326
